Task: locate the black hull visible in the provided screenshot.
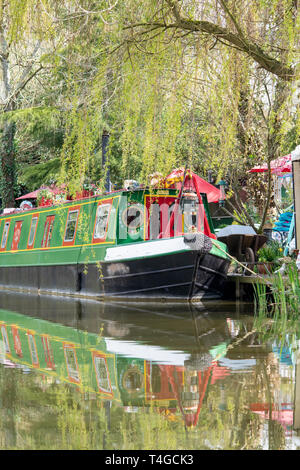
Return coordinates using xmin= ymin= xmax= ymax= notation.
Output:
xmin=0 ymin=251 xmax=230 ymax=301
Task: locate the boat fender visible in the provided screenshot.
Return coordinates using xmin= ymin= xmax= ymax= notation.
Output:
xmin=183 ymin=232 xmax=212 ymax=253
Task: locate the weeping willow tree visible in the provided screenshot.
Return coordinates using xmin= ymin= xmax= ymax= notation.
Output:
xmin=0 ymin=0 xmax=104 ymax=206
xmin=52 ymin=0 xmax=300 ymax=231
xmin=0 ymin=0 xmax=67 ymax=206
xmin=93 ymin=0 xmax=300 ymax=231
xmin=1 ymin=0 xmax=300 ymax=221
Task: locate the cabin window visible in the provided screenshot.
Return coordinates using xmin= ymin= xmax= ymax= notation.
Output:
xmin=168 ymin=202 xmax=183 ymax=235
xmin=93 ymin=203 xmax=111 ymax=241
xmin=11 ymin=220 xmax=23 ymax=250
xmin=122 ymin=203 xmax=144 ymax=235
xmin=27 ymin=216 xmax=39 ymax=248
xmin=0 ymin=324 xmax=10 ymax=354
xmin=41 ymin=215 xmax=55 ymax=248
xmin=27 ymin=331 xmax=39 ymax=367
xmin=64 ymin=209 xmax=79 ymax=243
xmin=63 ymin=343 xmax=80 ymax=384
xmin=93 ymin=354 xmax=112 ymax=394
xmin=145 ymin=195 xmax=179 ymax=240
xmin=150 ymin=364 xmax=162 ymax=394
xmin=122 ymin=366 xmax=143 ymax=393
xmin=1 ymin=221 xmax=10 ymax=250
xmin=41 ymin=335 xmax=55 ymax=370
xmin=149 ymin=203 xmax=160 ymax=239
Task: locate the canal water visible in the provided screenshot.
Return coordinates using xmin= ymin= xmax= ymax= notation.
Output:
xmin=0 ymin=291 xmax=299 ymax=451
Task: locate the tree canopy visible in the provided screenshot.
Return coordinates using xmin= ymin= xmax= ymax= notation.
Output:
xmin=0 ymin=0 xmax=299 ymax=228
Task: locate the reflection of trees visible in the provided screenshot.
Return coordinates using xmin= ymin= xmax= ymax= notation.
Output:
xmin=0 ymin=350 xmax=291 ymax=450
xmin=0 ymin=366 xmax=17 ymax=447
xmin=232 ymin=354 xmax=286 ymax=450
xmin=261 ymin=356 xmax=286 ymax=451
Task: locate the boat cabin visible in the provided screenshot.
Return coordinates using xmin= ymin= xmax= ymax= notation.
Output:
xmin=0 ymin=187 xmax=215 ymax=257
xmin=0 ymin=174 xmax=229 ymax=301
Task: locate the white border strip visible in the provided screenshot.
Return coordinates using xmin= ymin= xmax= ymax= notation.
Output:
xmin=104 ymin=237 xmax=190 ymax=262
xmin=105 ymin=338 xmax=190 ymax=365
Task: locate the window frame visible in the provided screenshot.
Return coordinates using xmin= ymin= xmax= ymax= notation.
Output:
xmin=27 ymin=215 xmax=39 ymax=249
xmin=63 ymin=206 xmax=80 ymax=247
xmin=92 ymin=352 xmax=113 ymax=396
xmin=27 ymin=330 xmax=39 ymax=368
xmin=92 ymin=200 xmax=112 ymax=243
xmin=41 ymin=335 xmax=55 ymax=370
xmin=11 ymin=326 xmax=23 ymax=357
xmin=11 ymin=220 xmax=23 ymax=251
xmin=0 ymin=219 xmax=11 ymax=251
xmin=149 ymin=202 xmax=161 ymax=240
xmin=122 ymin=203 xmax=144 ymax=233
xmin=144 ymin=195 xmax=178 ymax=240
xmin=63 ymin=343 xmax=81 ymax=384
xmin=0 ymin=323 xmax=10 ymax=355
xmin=41 ymin=215 xmax=55 ymax=248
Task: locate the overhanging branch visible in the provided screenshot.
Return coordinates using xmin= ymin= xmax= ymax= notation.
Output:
xmin=124 ymin=0 xmax=295 ymax=81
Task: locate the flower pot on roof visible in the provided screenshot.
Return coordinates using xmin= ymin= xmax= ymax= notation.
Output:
xmin=74 ymin=183 xmax=101 ymax=200
xmin=37 ymin=189 xmax=55 ymax=207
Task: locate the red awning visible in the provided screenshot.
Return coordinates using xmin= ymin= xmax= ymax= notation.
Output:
xmin=249 ymin=154 xmax=292 ymax=175
xmin=16 ymin=185 xmax=66 ymax=200
xmin=16 ymin=189 xmax=41 ymax=200
xmin=250 ymin=403 xmax=293 ymax=427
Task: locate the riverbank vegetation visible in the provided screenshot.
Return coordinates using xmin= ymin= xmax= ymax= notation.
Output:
xmin=254 ymin=262 xmax=300 ymax=341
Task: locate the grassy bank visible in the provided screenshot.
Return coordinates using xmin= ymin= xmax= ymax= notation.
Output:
xmin=254 ymin=263 xmax=300 ymax=341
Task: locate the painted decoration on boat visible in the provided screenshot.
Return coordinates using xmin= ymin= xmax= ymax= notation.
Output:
xmin=41 ymin=335 xmax=56 ymax=370
xmin=11 ymin=326 xmax=23 ymax=357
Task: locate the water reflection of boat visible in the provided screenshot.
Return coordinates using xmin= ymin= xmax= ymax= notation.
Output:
xmin=0 ymin=292 xmax=269 ymax=427
xmin=0 ymin=291 xmax=254 ymax=352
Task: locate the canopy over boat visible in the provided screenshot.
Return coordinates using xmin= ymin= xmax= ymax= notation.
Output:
xmin=16 ymin=169 xmax=220 ymax=205
xmin=16 ymin=185 xmax=65 ymax=200
xmin=165 ymin=168 xmax=221 ymax=203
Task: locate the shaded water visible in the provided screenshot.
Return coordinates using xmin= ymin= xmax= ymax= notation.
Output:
xmin=0 ymin=291 xmax=299 ymax=450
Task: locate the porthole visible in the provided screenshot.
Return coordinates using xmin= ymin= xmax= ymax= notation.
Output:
xmin=122 ymin=204 xmax=144 ymax=231
xmin=122 ymin=366 xmax=143 ymax=393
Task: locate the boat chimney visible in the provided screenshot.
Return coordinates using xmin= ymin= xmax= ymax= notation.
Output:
xmin=102 ymin=129 xmax=111 ymax=192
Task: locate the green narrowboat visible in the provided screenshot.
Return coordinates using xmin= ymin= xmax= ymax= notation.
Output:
xmin=0 ymin=170 xmax=230 ymax=300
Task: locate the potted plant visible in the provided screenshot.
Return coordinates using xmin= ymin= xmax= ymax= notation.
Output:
xmin=37 ymin=188 xmax=55 ymax=207
xmin=257 ymin=241 xmax=282 ymax=274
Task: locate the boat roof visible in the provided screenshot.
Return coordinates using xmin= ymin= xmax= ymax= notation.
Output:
xmin=1 ymin=187 xmax=182 ymax=219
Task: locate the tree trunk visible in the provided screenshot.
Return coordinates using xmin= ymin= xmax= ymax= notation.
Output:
xmin=0 ymin=119 xmax=16 ymax=208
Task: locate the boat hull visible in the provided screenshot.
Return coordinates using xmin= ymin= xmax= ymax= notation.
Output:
xmin=0 ymin=250 xmax=229 ymax=301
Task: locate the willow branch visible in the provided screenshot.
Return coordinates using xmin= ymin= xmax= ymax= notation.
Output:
xmin=127 ymin=0 xmax=295 ymax=81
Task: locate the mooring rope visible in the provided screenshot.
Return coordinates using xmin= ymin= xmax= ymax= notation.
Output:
xmin=211 ymin=237 xmax=266 ymax=279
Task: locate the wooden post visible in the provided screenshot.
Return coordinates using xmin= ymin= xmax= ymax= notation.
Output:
xmin=292 ymin=146 xmax=300 ymax=250
xmin=294 ymin=350 xmax=300 ymax=429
